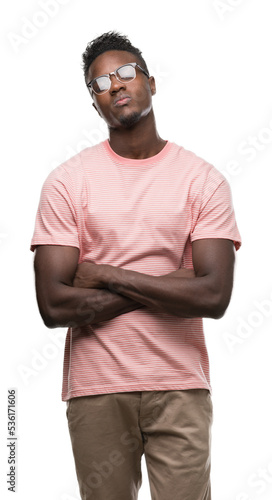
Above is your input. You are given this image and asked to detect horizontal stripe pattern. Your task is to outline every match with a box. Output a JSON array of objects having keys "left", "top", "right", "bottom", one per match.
[{"left": 31, "top": 140, "right": 241, "bottom": 400}]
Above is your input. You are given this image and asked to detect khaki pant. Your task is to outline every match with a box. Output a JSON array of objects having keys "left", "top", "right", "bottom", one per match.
[{"left": 66, "top": 389, "right": 213, "bottom": 500}]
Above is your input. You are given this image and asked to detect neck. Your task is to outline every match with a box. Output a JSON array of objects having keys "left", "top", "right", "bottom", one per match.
[{"left": 108, "top": 109, "right": 167, "bottom": 159}]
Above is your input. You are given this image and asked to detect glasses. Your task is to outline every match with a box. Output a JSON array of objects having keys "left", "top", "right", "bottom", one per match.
[{"left": 87, "top": 62, "right": 150, "bottom": 96}]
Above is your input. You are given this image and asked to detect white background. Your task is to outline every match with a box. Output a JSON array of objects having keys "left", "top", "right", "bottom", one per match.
[{"left": 1, "top": 1, "right": 272, "bottom": 499}]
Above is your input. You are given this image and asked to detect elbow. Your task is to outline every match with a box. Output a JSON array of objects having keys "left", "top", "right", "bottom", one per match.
[
  {"left": 43, "top": 314, "right": 59, "bottom": 329},
  {"left": 208, "top": 292, "right": 231, "bottom": 319},
  {"left": 210, "top": 306, "right": 226, "bottom": 320},
  {"left": 35, "top": 281, "right": 75, "bottom": 328},
  {"left": 41, "top": 309, "right": 59, "bottom": 329},
  {"left": 38, "top": 303, "right": 63, "bottom": 329}
]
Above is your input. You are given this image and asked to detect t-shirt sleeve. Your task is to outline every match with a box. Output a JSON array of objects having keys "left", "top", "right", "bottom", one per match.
[
  {"left": 190, "top": 172, "right": 241, "bottom": 250},
  {"left": 30, "top": 167, "right": 79, "bottom": 252}
]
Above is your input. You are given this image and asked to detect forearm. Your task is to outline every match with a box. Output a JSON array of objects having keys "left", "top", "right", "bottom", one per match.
[
  {"left": 102, "top": 267, "right": 226, "bottom": 319},
  {"left": 71, "top": 238, "right": 234, "bottom": 321},
  {"left": 39, "top": 284, "right": 142, "bottom": 328},
  {"left": 73, "top": 262, "right": 215, "bottom": 319}
]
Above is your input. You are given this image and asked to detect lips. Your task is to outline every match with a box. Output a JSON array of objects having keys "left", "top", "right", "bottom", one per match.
[{"left": 113, "top": 94, "right": 131, "bottom": 107}]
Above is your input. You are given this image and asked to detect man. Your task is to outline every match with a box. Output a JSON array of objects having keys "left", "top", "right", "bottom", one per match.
[{"left": 31, "top": 31, "right": 241, "bottom": 500}]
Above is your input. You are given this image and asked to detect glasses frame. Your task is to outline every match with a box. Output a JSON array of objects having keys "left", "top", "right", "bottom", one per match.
[{"left": 87, "top": 62, "right": 150, "bottom": 96}]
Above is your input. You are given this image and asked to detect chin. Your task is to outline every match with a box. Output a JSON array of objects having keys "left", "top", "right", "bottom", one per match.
[{"left": 119, "top": 111, "right": 142, "bottom": 129}]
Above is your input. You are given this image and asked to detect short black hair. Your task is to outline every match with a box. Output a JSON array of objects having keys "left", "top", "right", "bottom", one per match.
[{"left": 82, "top": 31, "right": 149, "bottom": 83}]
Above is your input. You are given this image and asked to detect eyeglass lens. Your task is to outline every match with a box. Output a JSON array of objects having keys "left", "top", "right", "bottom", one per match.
[{"left": 92, "top": 64, "right": 136, "bottom": 94}]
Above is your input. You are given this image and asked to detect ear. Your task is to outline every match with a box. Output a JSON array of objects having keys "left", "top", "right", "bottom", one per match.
[{"left": 149, "top": 76, "right": 156, "bottom": 96}]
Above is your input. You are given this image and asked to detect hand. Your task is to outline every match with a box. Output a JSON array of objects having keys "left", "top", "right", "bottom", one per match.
[{"left": 73, "top": 261, "right": 110, "bottom": 289}]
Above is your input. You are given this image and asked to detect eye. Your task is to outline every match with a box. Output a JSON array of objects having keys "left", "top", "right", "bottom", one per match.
[
  {"left": 92, "top": 76, "right": 110, "bottom": 94},
  {"left": 116, "top": 64, "right": 136, "bottom": 82}
]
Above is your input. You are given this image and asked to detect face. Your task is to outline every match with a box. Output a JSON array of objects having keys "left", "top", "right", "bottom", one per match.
[{"left": 86, "top": 50, "right": 156, "bottom": 130}]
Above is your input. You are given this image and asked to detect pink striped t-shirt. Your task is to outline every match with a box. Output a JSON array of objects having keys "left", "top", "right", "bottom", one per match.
[{"left": 31, "top": 140, "right": 241, "bottom": 400}]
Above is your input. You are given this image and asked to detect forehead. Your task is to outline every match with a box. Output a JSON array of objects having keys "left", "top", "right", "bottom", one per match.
[{"left": 87, "top": 50, "right": 140, "bottom": 82}]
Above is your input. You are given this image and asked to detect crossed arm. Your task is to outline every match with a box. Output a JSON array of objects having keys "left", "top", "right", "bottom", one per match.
[{"left": 33, "top": 238, "right": 235, "bottom": 328}]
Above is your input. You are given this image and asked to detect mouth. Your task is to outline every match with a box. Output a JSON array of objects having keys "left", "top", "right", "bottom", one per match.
[{"left": 113, "top": 94, "right": 131, "bottom": 107}]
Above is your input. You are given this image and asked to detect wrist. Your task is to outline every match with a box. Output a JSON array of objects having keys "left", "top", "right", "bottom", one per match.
[{"left": 106, "top": 265, "right": 125, "bottom": 294}]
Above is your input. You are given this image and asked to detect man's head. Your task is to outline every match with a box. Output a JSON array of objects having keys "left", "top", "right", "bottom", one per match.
[
  {"left": 82, "top": 31, "right": 149, "bottom": 84},
  {"left": 82, "top": 32, "right": 156, "bottom": 130}
]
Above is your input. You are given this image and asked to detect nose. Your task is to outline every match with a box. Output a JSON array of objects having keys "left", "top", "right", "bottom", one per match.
[{"left": 109, "top": 74, "right": 126, "bottom": 94}]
